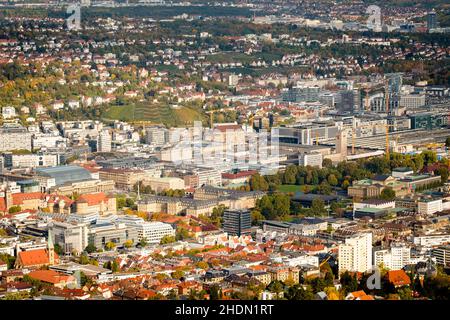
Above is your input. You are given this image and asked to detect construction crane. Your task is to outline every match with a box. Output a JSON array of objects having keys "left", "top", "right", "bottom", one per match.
[
  {"left": 358, "top": 83, "right": 373, "bottom": 112},
  {"left": 385, "top": 124, "right": 390, "bottom": 159},
  {"left": 320, "top": 255, "right": 332, "bottom": 268},
  {"left": 351, "top": 127, "right": 356, "bottom": 155},
  {"left": 206, "top": 110, "right": 214, "bottom": 129},
  {"left": 384, "top": 78, "right": 390, "bottom": 115},
  {"left": 248, "top": 113, "right": 255, "bottom": 128},
  {"left": 319, "top": 250, "right": 335, "bottom": 268}
]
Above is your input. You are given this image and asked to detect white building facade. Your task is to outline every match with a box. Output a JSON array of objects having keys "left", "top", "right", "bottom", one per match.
[
  {"left": 418, "top": 199, "right": 443, "bottom": 215},
  {"left": 116, "top": 216, "right": 175, "bottom": 243},
  {"left": 374, "top": 244, "right": 411, "bottom": 270},
  {"left": 338, "top": 233, "right": 373, "bottom": 274}
]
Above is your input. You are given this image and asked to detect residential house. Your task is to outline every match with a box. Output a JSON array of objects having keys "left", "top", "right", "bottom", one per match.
[{"left": 386, "top": 270, "right": 411, "bottom": 288}]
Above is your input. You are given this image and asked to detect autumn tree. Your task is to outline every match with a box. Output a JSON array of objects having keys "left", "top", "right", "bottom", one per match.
[
  {"left": 123, "top": 240, "right": 134, "bottom": 248},
  {"left": 380, "top": 187, "right": 396, "bottom": 200},
  {"left": 105, "top": 242, "right": 116, "bottom": 251},
  {"left": 160, "top": 235, "right": 176, "bottom": 244}
]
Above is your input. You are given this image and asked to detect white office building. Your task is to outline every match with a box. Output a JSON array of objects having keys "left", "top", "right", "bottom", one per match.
[
  {"left": 400, "top": 94, "right": 426, "bottom": 108},
  {"left": 418, "top": 199, "right": 443, "bottom": 215},
  {"left": 353, "top": 199, "right": 396, "bottom": 213},
  {"left": 280, "top": 255, "right": 320, "bottom": 268},
  {"left": 413, "top": 234, "right": 450, "bottom": 247},
  {"left": 299, "top": 152, "right": 323, "bottom": 168},
  {"left": 338, "top": 233, "right": 373, "bottom": 274},
  {"left": 0, "top": 125, "right": 32, "bottom": 152},
  {"left": 374, "top": 243, "right": 411, "bottom": 270},
  {"left": 4, "top": 153, "right": 59, "bottom": 169},
  {"left": 116, "top": 215, "right": 175, "bottom": 243},
  {"left": 32, "top": 134, "right": 67, "bottom": 149},
  {"left": 195, "top": 167, "right": 222, "bottom": 186},
  {"left": 432, "top": 245, "right": 450, "bottom": 267},
  {"left": 145, "top": 126, "right": 168, "bottom": 146},
  {"left": 50, "top": 221, "right": 89, "bottom": 254},
  {"left": 98, "top": 130, "right": 112, "bottom": 152},
  {"left": 2, "top": 106, "right": 16, "bottom": 119}
]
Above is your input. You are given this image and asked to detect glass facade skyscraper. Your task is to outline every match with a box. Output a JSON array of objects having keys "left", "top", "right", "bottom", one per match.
[
  {"left": 427, "top": 10, "right": 437, "bottom": 30},
  {"left": 223, "top": 210, "right": 252, "bottom": 236}
]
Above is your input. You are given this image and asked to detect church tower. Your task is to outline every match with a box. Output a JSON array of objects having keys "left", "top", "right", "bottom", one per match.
[
  {"left": 5, "top": 189, "right": 13, "bottom": 210},
  {"left": 336, "top": 129, "right": 348, "bottom": 160},
  {"left": 47, "top": 229, "right": 55, "bottom": 265}
]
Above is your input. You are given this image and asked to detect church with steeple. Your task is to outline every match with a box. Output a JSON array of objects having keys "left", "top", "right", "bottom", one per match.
[{"left": 14, "top": 230, "right": 59, "bottom": 269}]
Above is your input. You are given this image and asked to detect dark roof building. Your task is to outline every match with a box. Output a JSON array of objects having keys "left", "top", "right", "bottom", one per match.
[{"left": 291, "top": 193, "right": 342, "bottom": 207}]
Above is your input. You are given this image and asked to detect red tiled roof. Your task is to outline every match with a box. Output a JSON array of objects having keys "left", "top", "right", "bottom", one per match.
[
  {"left": 303, "top": 244, "right": 326, "bottom": 252},
  {"left": 360, "top": 295, "right": 375, "bottom": 300},
  {"left": 186, "top": 225, "right": 202, "bottom": 233},
  {"left": 12, "top": 192, "right": 45, "bottom": 205},
  {"left": 387, "top": 270, "right": 411, "bottom": 287},
  {"left": 137, "top": 288, "right": 157, "bottom": 299},
  {"left": 60, "top": 288, "right": 90, "bottom": 298},
  {"left": 28, "top": 270, "right": 72, "bottom": 285},
  {"left": 177, "top": 281, "right": 200, "bottom": 289},
  {"left": 17, "top": 249, "right": 58, "bottom": 267},
  {"left": 350, "top": 290, "right": 367, "bottom": 298},
  {"left": 5, "top": 281, "right": 33, "bottom": 290},
  {"left": 222, "top": 170, "right": 257, "bottom": 179},
  {"left": 0, "top": 192, "right": 76, "bottom": 212},
  {"left": 159, "top": 216, "right": 184, "bottom": 224},
  {"left": 248, "top": 265, "right": 267, "bottom": 271},
  {"left": 77, "top": 192, "right": 109, "bottom": 206},
  {"left": 348, "top": 290, "right": 375, "bottom": 300},
  {"left": 46, "top": 194, "right": 74, "bottom": 207}
]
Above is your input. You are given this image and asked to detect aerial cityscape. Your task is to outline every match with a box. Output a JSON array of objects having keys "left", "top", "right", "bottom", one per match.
[{"left": 0, "top": 0, "right": 449, "bottom": 302}]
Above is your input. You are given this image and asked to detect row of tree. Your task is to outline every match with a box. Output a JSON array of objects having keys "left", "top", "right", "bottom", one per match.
[{"left": 250, "top": 151, "right": 442, "bottom": 194}]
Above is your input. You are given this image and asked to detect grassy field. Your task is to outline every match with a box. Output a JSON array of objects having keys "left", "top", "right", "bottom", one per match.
[
  {"left": 277, "top": 184, "right": 317, "bottom": 193},
  {"left": 173, "top": 107, "right": 205, "bottom": 125},
  {"left": 104, "top": 105, "right": 136, "bottom": 121},
  {"left": 104, "top": 103, "right": 204, "bottom": 127}
]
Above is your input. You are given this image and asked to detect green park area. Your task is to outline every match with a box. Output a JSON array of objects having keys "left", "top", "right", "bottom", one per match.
[{"left": 277, "top": 184, "right": 317, "bottom": 193}]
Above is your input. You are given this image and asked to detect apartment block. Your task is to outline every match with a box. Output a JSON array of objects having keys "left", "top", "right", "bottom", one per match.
[
  {"left": 338, "top": 233, "right": 373, "bottom": 274},
  {"left": 2, "top": 153, "right": 59, "bottom": 169},
  {"left": 0, "top": 125, "right": 32, "bottom": 152},
  {"left": 374, "top": 244, "right": 411, "bottom": 270},
  {"left": 418, "top": 198, "right": 443, "bottom": 215},
  {"left": 432, "top": 245, "right": 450, "bottom": 267},
  {"left": 116, "top": 215, "right": 175, "bottom": 243},
  {"left": 88, "top": 223, "right": 138, "bottom": 249}
]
